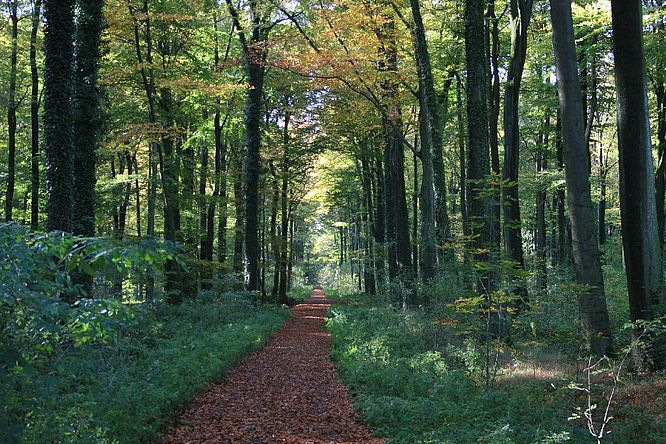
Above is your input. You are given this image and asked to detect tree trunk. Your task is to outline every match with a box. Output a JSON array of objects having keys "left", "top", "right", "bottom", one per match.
[
  {"left": 270, "top": 169, "right": 280, "bottom": 298},
  {"left": 44, "top": 0, "right": 75, "bottom": 232},
  {"left": 611, "top": 0, "right": 664, "bottom": 368},
  {"left": 655, "top": 80, "right": 665, "bottom": 250},
  {"left": 456, "top": 74, "right": 470, "bottom": 237},
  {"left": 30, "top": 0, "right": 41, "bottom": 229},
  {"left": 464, "top": 0, "right": 492, "bottom": 291},
  {"left": 535, "top": 117, "right": 549, "bottom": 291},
  {"left": 502, "top": 0, "right": 533, "bottom": 309},
  {"left": 373, "top": 151, "right": 387, "bottom": 292},
  {"left": 233, "top": 152, "right": 245, "bottom": 275},
  {"left": 409, "top": 0, "right": 451, "bottom": 257},
  {"left": 488, "top": 0, "right": 501, "bottom": 246},
  {"left": 361, "top": 156, "right": 377, "bottom": 294},
  {"left": 72, "top": 0, "right": 103, "bottom": 237},
  {"left": 412, "top": 144, "right": 419, "bottom": 277},
  {"left": 550, "top": 0, "right": 612, "bottom": 356},
  {"left": 5, "top": 1, "right": 18, "bottom": 222},
  {"left": 598, "top": 144, "right": 607, "bottom": 246}
]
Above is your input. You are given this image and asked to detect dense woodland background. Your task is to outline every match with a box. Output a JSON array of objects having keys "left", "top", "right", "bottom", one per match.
[{"left": 1, "top": 0, "right": 665, "bottom": 442}]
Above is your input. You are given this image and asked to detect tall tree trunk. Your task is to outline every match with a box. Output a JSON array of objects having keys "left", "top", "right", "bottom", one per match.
[
  {"left": 598, "top": 144, "right": 607, "bottom": 246},
  {"left": 412, "top": 144, "right": 419, "bottom": 277},
  {"left": 464, "top": 0, "right": 492, "bottom": 292},
  {"left": 655, "top": 80, "right": 665, "bottom": 250},
  {"left": 488, "top": 0, "right": 501, "bottom": 246},
  {"left": 199, "top": 140, "right": 210, "bottom": 261},
  {"left": 5, "top": 1, "right": 18, "bottom": 221},
  {"left": 277, "top": 110, "right": 290, "bottom": 304},
  {"left": 456, "top": 74, "right": 469, "bottom": 237},
  {"left": 287, "top": 216, "right": 294, "bottom": 292},
  {"left": 72, "top": 0, "right": 104, "bottom": 237},
  {"left": 373, "top": 151, "right": 386, "bottom": 291},
  {"left": 43, "top": 0, "right": 75, "bottom": 232},
  {"left": 409, "top": 0, "right": 451, "bottom": 259},
  {"left": 158, "top": 88, "right": 183, "bottom": 304},
  {"left": 502, "top": 0, "right": 533, "bottom": 309},
  {"left": 553, "top": 110, "right": 566, "bottom": 265},
  {"left": 30, "top": 0, "right": 42, "bottom": 229},
  {"left": 361, "top": 155, "right": 377, "bottom": 294},
  {"left": 550, "top": 0, "right": 612, "bottom": 356},
  {"left": 535, "top": 117, "right": 549, "bottom": 291},
  {"left": 134, "top": 153, "right": 141, "bottom": 237},
  {"left": 611, "top": 0, "right": 664, "bottom": 368},
  {"left": 270, "top": 170, "right": 280, "bottom": 298},
  {"left": 233, "top": 152, "right": 244, "bottom": 275},
  {"left": 225, "top": 0, "right": 267, "bottom": 292}
]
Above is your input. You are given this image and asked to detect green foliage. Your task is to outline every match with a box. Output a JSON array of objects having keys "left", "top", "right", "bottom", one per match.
[
  {"left": 2, "top": 291, "right": 289, "bottom": 443},
  {"left": 326, "top": 300, "right": 576, "bottom": 443},
  {"left": 0, "top": 223, "right": 288, "bottom": 443}
]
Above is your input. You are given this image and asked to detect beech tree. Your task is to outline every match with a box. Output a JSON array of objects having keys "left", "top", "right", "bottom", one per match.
[
  {"left": 610, "top": 0, "right": 664, "bottom": 367},
  {"left": 550, "top": 0, "right": 612, "bottom": 356}
]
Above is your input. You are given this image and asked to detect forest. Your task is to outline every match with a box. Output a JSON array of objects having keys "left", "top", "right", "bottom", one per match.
[{"left": 1, "top": 0, "right": 665, "bottom": 442}]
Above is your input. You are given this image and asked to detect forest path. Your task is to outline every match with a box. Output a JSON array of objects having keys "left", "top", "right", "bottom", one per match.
[{"left": 161, "top": 288, "right": 382, "bottom": 444}]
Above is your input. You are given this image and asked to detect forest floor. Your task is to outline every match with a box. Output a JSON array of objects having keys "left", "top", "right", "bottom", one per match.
[{"left": 161, "top": 288, "right": 383, "bottom": 444}]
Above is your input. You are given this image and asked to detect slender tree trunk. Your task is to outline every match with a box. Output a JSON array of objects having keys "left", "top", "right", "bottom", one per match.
[
  {"left": 287, "top": 216, "right": 294, "bottom": 291},
  {"left": 456, "top": 74, "right": 469, "bottom": 237},
  {"left": 412, "top": 144, "right": 419, "bottom": 277},
  {"left": 210, "top": 123, "right": 223, "bottom": 264},
  {"left": 502, "top": 0, "right": 533, "bottom": 309},
  {"left": 611, "top": 0, "right": 664, "bottom": 368},
  {"left": 598, "top": 144, "right": 607, "bottom": 246},
  {"left": 44, "top": 0, "right": 75, "bottom": 232},
  {"left": 361, "top": 156, "right": 377, "bottom": 294},
  {"left": 199, "top": 141, "right": 210, "bottom": 262},
  {"left": 5, "top": 1, "right": 18, "bottom": 222},
  {"left": 30, "top": 0, "right": 42, "bottom": 229},
  {"left": 655, "top": 80, "right": 665, "bottom": 249},
  {"left": 554, "top": 110, "right": 566, "bottom": 265},
  {"left": 488, "top": 0, "right": 501, "bottom": 246},
  {"left": 373, "top": 152, "right": 386, "bottom": 291},
  {"left": 134, "top": 154, "right": 141, "bottom": 237},
  {"left": 409, "top": 0, "right": 450, "bottom": 258},
  {"left": 277, "top": 109, "right": 291, "bottom": 303},
  {"left": 536, "top": 117, "right": 549, "bottom": 291},
  {"left": 550, "top": 0, "right": 612, "bottom": 356},
  {"left": 233, "top": 152, "right": 244, "bottom": 275},
  {"left": 270, "top": 170, "right": 280, "bottom": 298}
]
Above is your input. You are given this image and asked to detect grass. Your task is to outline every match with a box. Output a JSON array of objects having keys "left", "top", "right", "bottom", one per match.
[
  {"left": 12, "top": 293, "right": 290, "bottom": 444},
  {"left": 326, "top": 293, "right": 666, "bottom": 444}
]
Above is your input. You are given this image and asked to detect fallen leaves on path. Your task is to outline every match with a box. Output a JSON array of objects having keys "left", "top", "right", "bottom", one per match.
[{"left": 161, "top": 288, "right": 383, "bottom": 444}]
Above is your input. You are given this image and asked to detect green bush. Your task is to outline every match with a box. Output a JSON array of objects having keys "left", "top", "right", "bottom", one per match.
[
  {"left": 4, "top": 294, "right": 289, "bottom": 443},
  {"left": 327, "top": 303, "right": 577, "bottom": 444}
]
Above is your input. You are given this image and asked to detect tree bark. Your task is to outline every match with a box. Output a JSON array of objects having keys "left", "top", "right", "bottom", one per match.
[
  {"left": 5, "top": 1, "right": 18, "bottom": 222},
  {"left": 655, "top": 80, "right": 665, "bottom": 250},
  {"left": 611, "top": 0, "right": 664, "bottom": 367},
  {"left": 550, "top": 0, "right": 612, "bottom": 356},
  {"left": 464, "top": 0, "right": 493, "bottom": 293},
  {"left": 456, "top": 74, "right": 469, "bottom": 237},
  {"left": 409, "top": 0, "right": 451, "bottom": 259},
  {"left": 535, "top": 117, "right": 549, "bottom": 291},
  {"left": 232, "top": 151, "right": 244, "bottom": 275},
  {"left": 44, "top": 0, "right": 75, "bottom": 232},
  {"left": 30, "top": 0, "right": 42, "bottom": 229},
  {"left": 502, "top": 0, "right": 533, "bottom": 309},
  {"left": 72, "top": 0, "right": 104, "bottom": 237}
]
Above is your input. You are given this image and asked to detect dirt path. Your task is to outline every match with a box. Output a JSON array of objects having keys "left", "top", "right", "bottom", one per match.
[{"left": 161, "top": 288, "right": 382, "bottom": 444}]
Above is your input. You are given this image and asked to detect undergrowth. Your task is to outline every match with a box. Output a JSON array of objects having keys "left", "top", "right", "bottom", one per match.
[
  {"left": 5, "top": 293, "right": 289, "bottom": 443},
  {"left": 327, "top": 294, "right": 665, "bottom": 443}
]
